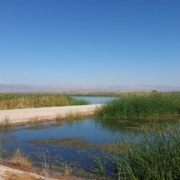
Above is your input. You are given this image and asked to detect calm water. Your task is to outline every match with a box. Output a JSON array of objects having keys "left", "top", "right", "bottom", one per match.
[
  {"left": 0, "top": 118, "right": 140, "bottom": 178},
  {"left": 72, "top": 96, "right": 118, "bottom": 104},
  {"left": 1, "top": 118, "right": 126, "bottom": 144}
]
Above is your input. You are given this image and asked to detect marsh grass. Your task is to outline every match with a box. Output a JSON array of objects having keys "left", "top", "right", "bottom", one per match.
[
  {"left": 95, "top": 117, "right": 180, "bottom": 134},
  {"left": 10, "top": 149, "right": 32, "bottom": 168},
  {"left": 0, "top": 117, "right": 11, "bottom": 127},
  {"left": 25, "top": 137, "right": 94, "bottom": 149},
  {"left": 65, "top": 163, "right": 73, "bottom": 176},
  {"left": 66, "top": 112, "right": 74, "bottom": 121},
  {"left": 56, "top": 112, "right": 86, "bottom": 122},
  {"left": 94, "top": 123, "right": 180, "bottom": 180},
  {"left": 29, "top": 117, "right": 39, "bottom": 124},
  {"left": 123, "top": 125, "right": 180, "bottom": 180},
  {"left": 95, "top": 92, "right": 180, "bottom": 120},
  {"left": 75, "top": 112, "right": 83, "bottom": 120},
  {"left": 42, "top": 150, "right": 50, "bottom": 179},
  {"left": 93, "top": 155, "right": 104, "bottom": 173},
  {"left": 0, "top": 93, "right": 89, "bottom": 110}
]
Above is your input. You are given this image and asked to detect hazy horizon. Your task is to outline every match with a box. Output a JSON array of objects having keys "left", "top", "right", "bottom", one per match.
[{"left": 0, "top": 83, "right": 180, "bottom": 93}]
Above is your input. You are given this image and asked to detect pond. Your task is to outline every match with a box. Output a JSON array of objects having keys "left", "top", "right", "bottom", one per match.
[
  {"left": 0, "top": 118, "right": 143, "bottom": 179},
  {"left": 2, "top": 118, "right": 178, "bottom": 179}
]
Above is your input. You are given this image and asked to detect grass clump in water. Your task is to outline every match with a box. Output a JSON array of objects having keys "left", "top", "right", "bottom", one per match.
[
  {"left": 122, "top": 124, "right": 180, "bottom": 180},
  {"left": 95, "top": 122, "right": 180, "bottom": 180},
  {"left": 10, "top": 149, "right": 32, "bottom": 168},
  {"left": 95, "top": 92, "right": 180, "bottom": 119}
]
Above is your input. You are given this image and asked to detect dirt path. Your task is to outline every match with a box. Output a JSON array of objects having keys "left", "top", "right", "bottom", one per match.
[
  {"left": 0, "top": 104, "right": 101, "bottom": 125},
  {"left": 0, "top": 165, "right": 51, "bottom": 180},
  {"left": 0, "top": 164, "right": 85, "bottom": 180}
]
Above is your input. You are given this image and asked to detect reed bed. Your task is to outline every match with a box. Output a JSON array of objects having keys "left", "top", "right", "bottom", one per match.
[
  {"left": 95, "top": 92, "right": 180, "bottom": 119},
  {"left": 0, "top": 93, "right": 88, "bottom": 110},
  {"left": 94, "top": 122, "right": 180, "bottom": 180},
  {"left": 122, "top": 125, "right": 180, "bottom": 180}
]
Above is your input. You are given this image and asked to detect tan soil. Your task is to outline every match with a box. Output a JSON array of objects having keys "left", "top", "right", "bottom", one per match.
[
  {"left": 0, "top": 105, "right": 101, "bottom": 125},
  {"left": 0, "top": 161, "right": 86, "bottom": 180}
]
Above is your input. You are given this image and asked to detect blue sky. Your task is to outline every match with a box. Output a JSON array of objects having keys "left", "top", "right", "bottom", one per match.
[{"left": 0, "top": 0, "right": 180, "bottom": 86}]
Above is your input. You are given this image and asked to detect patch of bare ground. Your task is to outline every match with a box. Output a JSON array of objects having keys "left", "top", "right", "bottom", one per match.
[
  {"left": 3, "top": 170, "right": 43, "bottom": 180},
  {"left": 0, "top": 161, "right": 86, "bottom": 180}
]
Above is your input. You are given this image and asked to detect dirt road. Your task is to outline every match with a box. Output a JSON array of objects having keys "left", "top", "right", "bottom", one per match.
[{"left": 0, "top": 104, "right": 101, "bottom": 125}]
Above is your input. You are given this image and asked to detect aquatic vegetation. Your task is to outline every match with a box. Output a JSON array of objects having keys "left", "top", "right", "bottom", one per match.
[
  {"left": 66, "top": 112, "right": 74, "bottom": 121},
  {"left": 95, "top": 117, "right": 180, "bottom": 133},
  {"left": 123, "top": 125, "right": 180, "bottom": 179},
  {"left": 29, "top": 117, "right": 39, "bottom": 124},
  {"left": 25, "top": 137, "right": 132, "bottom": 153},
  {"left": 95, "top": 92, "right": 180, "bottom": 119},
  {"left": 94, "top": 123, "right": 180, "bottom": 179},
  {"left": 98, "top": 141, "right": 132, "bottom": 154},
  {"left": 0, "top": 93, "right": 89, "bottom": 110},
  {"left": 93, "top": 155, "right": 104, "bottom": 173},
  {"left": 2, "top": 111, "right": 180, "bottom": 179},
  {"left": 25, "top": 137, "right": 95, "bottom": 149},
  {"left": 56, "top": 112, "right": 89, "bottom": 122},
  {"left": 10, "top": 149, "right": 32, "bottom": 168}
]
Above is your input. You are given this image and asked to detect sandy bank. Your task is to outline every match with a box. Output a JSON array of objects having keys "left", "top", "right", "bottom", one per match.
[
  {"left": 0, "top": 163, "right": 85, "bottom": 180},
  {"left": 0, "top": 164, "right": 57, "bottom": 180},
  {"left": 0, "top": 104, "right": 101, "bottom": 125}
]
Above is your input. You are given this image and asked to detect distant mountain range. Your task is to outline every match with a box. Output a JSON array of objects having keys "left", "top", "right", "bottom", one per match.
[{"left": 0, "top": 84, "right": 180, "bottom": 93}]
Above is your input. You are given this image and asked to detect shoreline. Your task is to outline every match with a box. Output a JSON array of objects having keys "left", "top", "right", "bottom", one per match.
[
  {"left": 0, "top": 104, "right": 101, "bottom": 126},
  {"left": 0, "top": 105, "right": 101, "bottom": 179},
  {"left": 0, "top": 161, "right": 85, "bottom": 180}
]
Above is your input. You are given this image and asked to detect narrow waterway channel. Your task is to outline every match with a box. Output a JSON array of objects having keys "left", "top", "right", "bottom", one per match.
[
  {"left": 72, "top": 96, "right": 118, "bottom": 104},
  {"left": 1, "top": 96, "right": 133, "bottom": 179}
]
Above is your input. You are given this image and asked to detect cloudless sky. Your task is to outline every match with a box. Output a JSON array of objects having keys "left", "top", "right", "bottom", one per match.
[{"left": 0, "top": 0, "right": 180, "bottom": 86}]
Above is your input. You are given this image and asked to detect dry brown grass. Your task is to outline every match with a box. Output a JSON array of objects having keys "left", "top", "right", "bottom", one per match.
[
  {"left": 29, "top": 117, "right": 39, "bottom": 124},
  {"left": 0, "top": 93, "right": 88, "bottom": 110},
  {"left": 10, "top": 149, "right": 32, "bottom": 168},
  {"left": 56, "top": 112, "right": 92, "bottom": 121},
  {"left": 4, "top": 170, "right": 42, "bottom": 180},
  {"left": 0, "top": 117, "right": 11, "bottom": 127}
]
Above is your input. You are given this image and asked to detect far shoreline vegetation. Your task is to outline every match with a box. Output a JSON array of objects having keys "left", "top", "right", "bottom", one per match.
[
  {"left": 0, "top": 91, "right": 180, "bottom": 109},
  {"left": 0, "top": 93, "right": 89, "bottom": 110}
]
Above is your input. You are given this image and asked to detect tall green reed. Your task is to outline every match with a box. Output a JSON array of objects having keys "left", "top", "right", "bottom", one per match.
[
  {"left": 94, "top": 122, "right": 180, "bottom": 180},
  {"left": 95, "top": 92, "right": 180, "bottom": 119},
  {"left": 122, "top": 124, "right": 180, "bottom": 180}
]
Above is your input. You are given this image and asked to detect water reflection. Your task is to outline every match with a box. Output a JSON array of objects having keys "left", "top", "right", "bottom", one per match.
[
  {"left": 0, "top": 118, "right": 129, "bottom": 176},
  {"left": 1, "top": 117, "right": 179, "bottom": 179}
]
